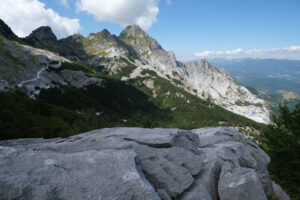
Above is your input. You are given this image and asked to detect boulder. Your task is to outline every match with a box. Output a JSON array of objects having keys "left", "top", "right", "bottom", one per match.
[
  {"left": 0, "top": 127, "right": 290, "bottom": 200},
  {"left": 218, "top": 163, "right": 267, "bottom": 200}
]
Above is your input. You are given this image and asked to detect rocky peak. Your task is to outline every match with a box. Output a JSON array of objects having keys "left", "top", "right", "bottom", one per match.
[
  {"left": 0, "top": 19, "right": 18, "bottom": 40},
  {"left": 86, "top": 29, "right": 126, "bottom": 47},
  {"left": 99, "top": 29, "right": 111, "bottom": 36},
  {"left": 25, "top": 26, "right": 57, "bottom": 42},
  {"left": 119, "top": 24, "right": 162, "bottom": 53},
  {"left": 88, "top": 29, "right": 112, "bottom": 40},
  {"left": 58, "top": 34, "right": 84, "bottom": 48},
  {"left": 66, "top": 34, "right": 84, "bottom": 40},
  {"left": 24, "top": 26, "right": 60, "bottom": 52},
  {"left": 120, "top": 24, "right": 144, "bottom": 38},
  {"left": 186, "top": 59, "right": 233, "bottom": 79}
]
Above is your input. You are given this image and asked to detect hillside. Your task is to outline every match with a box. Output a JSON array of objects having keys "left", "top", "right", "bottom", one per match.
[{"left": 0, "top": 19, "right": 267, "bottom": 140}]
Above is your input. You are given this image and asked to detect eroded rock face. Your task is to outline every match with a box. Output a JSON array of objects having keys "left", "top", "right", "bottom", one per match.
[
  {"left": 0, "top": 127, "right": 289, "bottom": 200},
  {"left": 24, "top": 26, "right": 60, "bottom": 52}
]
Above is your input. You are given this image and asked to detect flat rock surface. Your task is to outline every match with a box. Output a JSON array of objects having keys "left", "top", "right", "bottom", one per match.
[{"left": 0, "top": 127, "right": 289, "bottom": 200}]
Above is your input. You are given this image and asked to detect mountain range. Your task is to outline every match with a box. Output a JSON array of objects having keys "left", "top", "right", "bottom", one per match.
[
  {"left": 0, "top": 19, "right": 272, "bottom": 139},
  {"left": 209, "top": 58, "right": 300, "bottom": 112},
  {"left": 209, "top": 58, "right": 300, "bottom": 95}
]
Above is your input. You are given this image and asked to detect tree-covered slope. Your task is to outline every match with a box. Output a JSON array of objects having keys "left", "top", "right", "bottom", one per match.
[{"left": 0, "top": 61, "right": 264, "bottom": 140}]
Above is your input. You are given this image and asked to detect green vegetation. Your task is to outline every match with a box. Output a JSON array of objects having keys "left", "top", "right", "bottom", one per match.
[
  {"left": 125, "top": 50, "right": 139, "bottom": 62},
  {"left": 129, "top": 69, "right": 264, "bottom": 130},
  {"left": 95, "top": 51, "right": 109, "bottom": 57},
  {"left": 260, "top": 103, "right": 300, "bottom": 199},
  {"left": 172, "top": 78, "right": 183, "bottom": 86},
  {"left": 141, "top": 50, "right": 150, "bottom": 59},
  {"left": 0, "top": 90, "right": 75, "bottom": 140},
  {"left": 111, "top": 57, "right": 137, "bottom": 79},
  {"left": 48, "top": 62, "right": 91, "bottom": 73},
  {"left": 0, "top": 89, "right": 142, "bottom": 140},
  {"left": 120, "top": 28, "right": 152, "bottom": 48},
  {"left": 0, "top": 61, "right": 265, "bottom": 140},
  {"left": 235, "top": 100, "right": 252, "bottom": 106},
  {"left": 38, "top": 80, "right": 166, "bottom": 128}
]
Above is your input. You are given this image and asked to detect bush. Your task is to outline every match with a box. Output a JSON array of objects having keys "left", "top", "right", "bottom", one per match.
[{"left": 260, "top": 103, "right": 300, "bottom": 199}]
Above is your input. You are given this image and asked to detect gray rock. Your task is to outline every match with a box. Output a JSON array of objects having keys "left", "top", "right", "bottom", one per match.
[
  {"left": 157, "top": 188, "right": 171, "bottom": 200},
  {"left": 0, "top": 127, "right": 290, "bottom": 200},
  {"left": 60, "top": 69, "right": 103, "bottom": 88},
  {"left": 272, "top": 181, "right": 290, "bottom": 200},
  {"left": 180, "top": 158, "right": 223, "bottom": 200},
  {"left": 218, "top": 166, "right": 267, "bottom": 200},
  {"left": 23, "top": 26, "right": 62, "bottom": 53},
  {"left": 171, "top": 130, "right": 200, "bottom": 154},
  {"left": 0, "top": 149, "right": 159, "bottom": 200}
]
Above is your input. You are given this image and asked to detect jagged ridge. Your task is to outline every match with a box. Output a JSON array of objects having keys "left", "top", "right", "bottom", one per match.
[{"left": 0, "top": 19, "right": 270, "bottom": 123}]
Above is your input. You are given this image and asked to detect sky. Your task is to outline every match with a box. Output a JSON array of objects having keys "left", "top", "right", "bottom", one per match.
[{"left": 0, "top": 0, "right": 300, "bottom": 61}]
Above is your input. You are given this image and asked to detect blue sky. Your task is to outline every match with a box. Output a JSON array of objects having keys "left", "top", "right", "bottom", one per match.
[{"left": 1, "top": 0, "right": 300, "bottom": 60}]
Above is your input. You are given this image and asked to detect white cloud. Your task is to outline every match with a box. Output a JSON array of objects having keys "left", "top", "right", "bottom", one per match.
[
  {"left": 0, "top": 0, "right": 81, "bottom": 39},
  {"left": 194, "top": 46, "right": 300, "bottom": 60},
  {"left": 166, "top": 0, "right": 172, "bottom": 5},
  {"left": 76, "top": 0, "right": 159, "bottom": 30}
]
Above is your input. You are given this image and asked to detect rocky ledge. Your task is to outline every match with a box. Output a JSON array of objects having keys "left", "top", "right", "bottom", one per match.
[{"left": 0, "top": 127, "right": 289, "bottom": 200}]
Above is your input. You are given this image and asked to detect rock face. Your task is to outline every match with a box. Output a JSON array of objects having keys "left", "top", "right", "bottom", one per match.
[
  {"left": 24, "top": 26, "right": 63, "bottom": 54},
  {"left": 0, "top": 127, "right": 289, "bottom": 200},
  {"left": 0, "top": 19, "right": 18, "bottom": 40},
  {"left": 0, "top": 34, "right": 103, "bottom": 97},
  {"left": 119, "top": 25, "right": 270, "bottom": 123},
  {"left": 24, "top": 26, "right": 57, "bottom": 46},
  {"left": 119, "top": 24, "right": 183, "bottom": 75},
  {"left": 184, "top": 60, "right": 270, "bottom": 123}
]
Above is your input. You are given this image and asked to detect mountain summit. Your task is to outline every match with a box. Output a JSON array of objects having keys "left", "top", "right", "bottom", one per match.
[
  {"left": 24, "top": 26, "right": 63, "bottom": 53},
  {"left": 119, "top": 25, "right": 270, "bottom": 123},
  {"left": 119, "top": 24, "right": 163, "bottom": 52},
  {"left": 25, "top": 26, "right": 57, "bottom": 45}
]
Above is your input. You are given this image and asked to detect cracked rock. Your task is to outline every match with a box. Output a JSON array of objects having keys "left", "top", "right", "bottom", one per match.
[{"left": 0, "top": 127, "right": 290, "bottom": 200}]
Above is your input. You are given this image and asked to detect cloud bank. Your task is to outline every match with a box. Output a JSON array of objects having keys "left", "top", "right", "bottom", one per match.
[
  {"left": 76, "top": 0, "right": 159, "bottom": 30},
  {"left": 0, "top": 0, "right": 81, "bottom": 39},
  {"left": 195, "top": 46, "right": 300, "bottom": 60}
]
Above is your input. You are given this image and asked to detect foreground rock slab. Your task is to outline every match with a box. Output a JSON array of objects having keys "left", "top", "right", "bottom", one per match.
[{"left": 0, "top": 127, "right": 289, "bottom": 200}]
